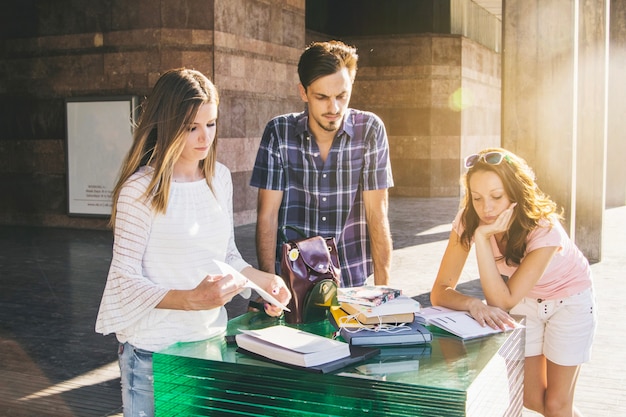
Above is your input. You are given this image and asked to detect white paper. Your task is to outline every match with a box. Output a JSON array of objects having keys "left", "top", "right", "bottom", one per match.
[
  {"left": 213, "top": 260, "right": 290, "bottom": 312},
  {"left": 417, "top": 305, "right": 457, "bottom": 319}
]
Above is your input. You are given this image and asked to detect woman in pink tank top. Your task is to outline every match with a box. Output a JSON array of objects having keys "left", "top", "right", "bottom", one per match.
[{"left": 431, "top": 148, "right": 596, "bottom": 417}]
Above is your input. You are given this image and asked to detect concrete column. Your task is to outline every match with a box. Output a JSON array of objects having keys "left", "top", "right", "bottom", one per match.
[
  {"left": 607, "top": 0, "right": 626, "bottom": 207},
  {"left": 502, "top": 0, "right": 609, "bottom": 262},
  {"left": 574, "top": 0, "right": 609, "bottom": 262}
]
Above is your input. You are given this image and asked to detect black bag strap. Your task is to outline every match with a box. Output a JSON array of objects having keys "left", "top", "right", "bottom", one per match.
[{"left": 279, "top": 225, "right": 308, "bottom": 243}]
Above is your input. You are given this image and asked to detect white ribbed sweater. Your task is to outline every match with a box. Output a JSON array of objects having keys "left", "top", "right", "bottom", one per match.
[{"left": 95, "top": 164, "right": 250, "bottom": 351}]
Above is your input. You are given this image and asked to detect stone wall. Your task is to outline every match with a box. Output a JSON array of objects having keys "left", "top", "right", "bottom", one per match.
[
  {"left": 340, "top": 34, "right": 501, "bottom": 197},
  {"left": 213, "top": 0, "right": 304, "bottom": 225},
  {"left": 0, "top": 0, "right": 305, "bottom": 229},
  {"left": 214, "top": 0, "right": 305, "bottom": 224},
  {"left": 1, "top": 0, "right": 503, "bottom": 229}
]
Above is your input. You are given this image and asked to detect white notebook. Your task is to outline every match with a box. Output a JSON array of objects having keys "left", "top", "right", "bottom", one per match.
[{"left": 235, "top": 325, "right": 350, "bottom": 368}]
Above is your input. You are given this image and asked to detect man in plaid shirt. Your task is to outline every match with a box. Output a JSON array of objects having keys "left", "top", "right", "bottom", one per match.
[{"left": 250, "top": 40, "right": 394, "bottom": 287}]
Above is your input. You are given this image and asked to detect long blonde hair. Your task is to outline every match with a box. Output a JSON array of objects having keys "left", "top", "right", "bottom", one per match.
[{"left": 110, "top": 68, "right": 219, "bottom": 228}]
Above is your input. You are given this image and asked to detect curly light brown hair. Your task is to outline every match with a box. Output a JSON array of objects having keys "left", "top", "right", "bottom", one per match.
[{"left": 459, "top": 148, "right": 562, "bottom": 266}]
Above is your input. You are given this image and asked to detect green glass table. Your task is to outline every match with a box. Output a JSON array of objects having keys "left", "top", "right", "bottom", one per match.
[{"left": 153, "top": 312, "right": 524, "bottom": 416}]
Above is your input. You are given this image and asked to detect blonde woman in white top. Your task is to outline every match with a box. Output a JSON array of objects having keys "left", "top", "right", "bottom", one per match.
[{"left": 96, "top": 68, "right": 291, "bottom": 417}]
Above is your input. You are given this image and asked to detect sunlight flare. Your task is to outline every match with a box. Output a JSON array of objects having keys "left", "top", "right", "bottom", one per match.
[{"left": 18, "top": 361, "right": 119, "bottom": 401}]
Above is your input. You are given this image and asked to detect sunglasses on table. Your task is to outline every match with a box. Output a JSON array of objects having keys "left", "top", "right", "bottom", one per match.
[{"left": 464, "top": 151, "right": 509, "bottom": 169}]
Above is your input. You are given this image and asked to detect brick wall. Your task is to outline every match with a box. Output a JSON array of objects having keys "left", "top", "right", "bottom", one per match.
[
  {"left": 0, "top": 0, "right": 305, "bottom": 229},
  {"left": 336, "top": 34, "right": 501, "bottom": 197},
  {"left": 0, "top": 0, "right": 501, "bottom": 229},
  {"left": 212, "top": 0, "right": 305, "bottom": 224}
]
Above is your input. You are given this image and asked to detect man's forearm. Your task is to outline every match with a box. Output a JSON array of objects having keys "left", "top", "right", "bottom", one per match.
[
  {"left": 370, "top": 220, "right": 392, "bottom": 285},
  {"left": 256, "top": 220, "right": 278, "bottom": 274},
  {"left": 255, "top": 188, "right": 284, "bottom": 275},
  {"left": 364, "top": 189, "right": 393, "bottom": 285}
]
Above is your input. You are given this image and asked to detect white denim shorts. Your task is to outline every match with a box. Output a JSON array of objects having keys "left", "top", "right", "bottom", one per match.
[{"left": 510, "top": 287, "right": 596, "bottom": 366}]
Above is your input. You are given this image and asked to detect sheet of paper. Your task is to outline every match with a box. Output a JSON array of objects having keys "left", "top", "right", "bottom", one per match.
[
  {"left": 213, "top": 260, "right": 290, "bottom": 312},
  {"left": 417, "top": 305, "right": 456, "bottom": 319}
]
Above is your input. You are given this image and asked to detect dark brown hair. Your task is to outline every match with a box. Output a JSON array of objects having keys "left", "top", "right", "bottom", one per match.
[{"left": 297, "top": 40, "right": 358, "bottom": 90}]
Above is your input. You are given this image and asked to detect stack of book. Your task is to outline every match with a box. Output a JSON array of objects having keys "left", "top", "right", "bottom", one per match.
[
  {"left": 334, "top": 286, "right": 421, "bottom": 325},
  {"left": 333, "top": 286, "right": 431, "bottom": 346},
  {"left": 338, "top": 295, "right": 420, "bottom": 325}
]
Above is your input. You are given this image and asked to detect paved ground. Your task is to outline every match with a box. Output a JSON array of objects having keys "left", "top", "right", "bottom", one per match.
[{"left": 0, "top": 196, "right": 624, "bottom": 416}]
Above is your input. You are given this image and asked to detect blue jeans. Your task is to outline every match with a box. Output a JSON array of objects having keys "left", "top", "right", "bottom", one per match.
[{"left": 118, "top": 342, "right": 154, "bottom": 417}]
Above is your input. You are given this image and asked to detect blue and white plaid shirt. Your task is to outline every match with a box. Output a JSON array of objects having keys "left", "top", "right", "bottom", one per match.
[{"left": 250, "top": 108, "right": 393, "bottom": 287}]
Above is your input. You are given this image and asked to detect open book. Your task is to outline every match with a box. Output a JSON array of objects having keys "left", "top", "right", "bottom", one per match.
[
  {"left": 417, "top": 306, "right": 523, "bottom": 340},
  {"left": 235, "top": 325, "right": 350, "bottom": 368}
]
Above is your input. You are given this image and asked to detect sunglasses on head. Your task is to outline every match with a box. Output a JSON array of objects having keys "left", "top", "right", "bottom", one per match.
[{"left": 464, "top": 151, "right": 508, "bottom": 169}]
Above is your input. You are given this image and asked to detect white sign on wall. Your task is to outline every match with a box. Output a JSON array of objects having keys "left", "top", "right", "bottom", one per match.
[{"left": 65, "top": 97, "right": 137, "bottom": 216}]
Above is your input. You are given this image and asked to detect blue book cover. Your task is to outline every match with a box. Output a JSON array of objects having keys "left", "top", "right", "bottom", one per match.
[{"left": 340, "top": 321, "right": 432, "bottom": 346}]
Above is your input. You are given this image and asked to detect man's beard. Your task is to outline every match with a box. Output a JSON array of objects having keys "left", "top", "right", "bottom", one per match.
[{"left": 315, "top": 114, "right": 341, "bottom": 132}]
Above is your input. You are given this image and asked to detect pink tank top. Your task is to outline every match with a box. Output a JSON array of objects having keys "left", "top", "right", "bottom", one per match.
[{"left": 452, "top": 209, "right": 592, "bottom": 300}]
